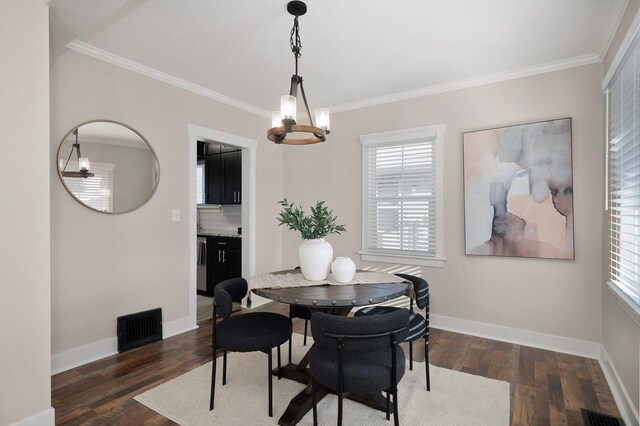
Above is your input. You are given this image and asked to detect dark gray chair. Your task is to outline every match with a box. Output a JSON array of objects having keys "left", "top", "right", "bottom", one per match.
[
  {"left": 288, "top": 305, "right": 312, "bottom": 362},
  {"left": 354, "top": 273, "right": 430, "bottom": 390},
  {"left": 210, "top": 278, "right": 292, "bottom": 417},
  {"left": 309, "top": 309, "right": 410, "bottom": 426}
]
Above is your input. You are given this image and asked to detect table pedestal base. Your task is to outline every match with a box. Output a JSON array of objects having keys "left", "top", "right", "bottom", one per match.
[{"left": 273, "top": 364, "right": 388, "bottom": 426}]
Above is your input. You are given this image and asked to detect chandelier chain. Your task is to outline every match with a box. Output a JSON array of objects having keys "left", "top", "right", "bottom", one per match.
[{"left": 289, "top": 16, "right": 302, "bottom": 60}]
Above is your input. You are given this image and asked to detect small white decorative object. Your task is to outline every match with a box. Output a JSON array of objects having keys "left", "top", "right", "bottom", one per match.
[
  {"left": 331, "top": 257, "right": 356, "bottom": 283},
  {"left": 298, "top": 238, "right": 333, "bottom": 280}
]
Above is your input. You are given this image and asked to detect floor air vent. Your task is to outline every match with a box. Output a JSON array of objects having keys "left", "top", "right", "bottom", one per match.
[
  {"left": 117, "top": 308, "right": 162, "bottom": 353},
  {"left": 581, "top": 408, "right": 625, "bottom": 426}
]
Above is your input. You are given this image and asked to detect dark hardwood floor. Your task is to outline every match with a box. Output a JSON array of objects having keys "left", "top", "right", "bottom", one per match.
[{"left": 51, "top": 301, "right": 621, "bottom": 425}]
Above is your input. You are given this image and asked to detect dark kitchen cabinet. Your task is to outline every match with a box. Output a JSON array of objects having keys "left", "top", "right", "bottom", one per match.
[
  {"left": 207, "top": 236, "right": 242, "bottom": 293},
  {"left": 205, "top": 154, "right": 221, "bottom": 205},
  {"left": 220, "top": 151, "right": 241, "bottom": 204},
  {"left": 197, "top": 141, "right": 207, "bottom": 158},
  {"left": 205, "top": 150, "right": 241, "bottom": 205}
]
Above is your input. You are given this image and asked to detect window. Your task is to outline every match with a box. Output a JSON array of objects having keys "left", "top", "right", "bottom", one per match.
[
  {"left": 360, "top": 124, "right": 446, "bottom": 267},
  {"left": 607, "top": 32, "right": 640, "bottom": 316},
  {"left": 196, "top": 160, "right": 205, "bottom": 204},
  {"left": 61, "top": 160, "right": 115, "bottom": 212}
]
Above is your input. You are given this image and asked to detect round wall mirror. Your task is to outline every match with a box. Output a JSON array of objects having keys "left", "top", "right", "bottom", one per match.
[{"left": 56, "top": 120, "right": 160, "bottom": 214}]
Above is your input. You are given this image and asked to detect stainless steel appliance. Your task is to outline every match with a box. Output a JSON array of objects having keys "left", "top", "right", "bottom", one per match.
[{"left": 197, "top": 237, "right": 207, "bottom": 292}]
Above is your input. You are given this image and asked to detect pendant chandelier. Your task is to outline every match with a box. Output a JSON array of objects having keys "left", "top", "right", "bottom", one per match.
[
  {"left": 267, "top": 1, "right": 330, "bottom": 145},
  {"left": 61, "top": 128, "right": 94, "bottom": 178}
]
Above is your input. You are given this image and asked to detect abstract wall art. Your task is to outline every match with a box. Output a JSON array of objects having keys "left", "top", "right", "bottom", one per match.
[{"left": 463, "top": 118, "right": 574, "bottom": 259}]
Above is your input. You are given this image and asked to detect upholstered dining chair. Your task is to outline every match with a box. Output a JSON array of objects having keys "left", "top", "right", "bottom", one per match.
[
  {"left": 210, "top": 277, "right": 292, "bottom": 417},
  {"left": 354, "top": 273, "right": 430, "bottom": 390},
  {"left": 309, "top": 309, "right": 410, "bottom": 426}
]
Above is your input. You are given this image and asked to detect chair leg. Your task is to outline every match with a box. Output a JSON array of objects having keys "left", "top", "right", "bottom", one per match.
[
  {"left": 312, "top": 376, "right": 318, "bottom": 426},
  {"left": 386, "top": 391, "right": 390, "bottom": 420},
  {"left": 209, "top": 348, "right": 216, "bottom": 410},
  {"left": 392, "top": 389, "right": 400, "bottom": 426},
  {"left": 222, "top": 350, "right": 227, "bottom": 385},
  {"left": 303, "top": 320, "right": 308, "bottom": 346},
  {"left": 425, "top": 337, "right": 430, "bottom": 391},
  {"left": 409, "top": 340, "right": 413, "bottom": 371},
  {"left": 288, "top": 335, "right": 292, "bottom": 364},
  {"left": 277, "top": 345, "right": 282, "bottom": 379},
  {"left": 338, "top": 387, "right": 343, "bottom": 426},
  {"left": 268, "top": 346, "right": 273, "bottom": 417}
]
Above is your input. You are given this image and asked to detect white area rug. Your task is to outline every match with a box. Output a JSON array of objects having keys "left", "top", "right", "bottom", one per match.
[{"left": 135, "top": 334, "right": 509, "bottom": 425}]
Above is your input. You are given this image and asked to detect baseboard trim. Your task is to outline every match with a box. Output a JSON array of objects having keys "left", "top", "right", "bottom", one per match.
[
  {"left": 51, "top": 316, "right": 198, "bottom": 375},
  {"left": 599, "top": 345, "right": 640, "bottom": 426},
  {"left": 431, "top": 314, "right": 601, "bottom": 359},
  {"left": 51, "top": 336, "right": 117, "bottom": 375},
  {"left": 9, "top": 406, "right": 55, "bottom": 426},
  {"left": 163, "top": 316, "right": 198, "bottom": 339}
]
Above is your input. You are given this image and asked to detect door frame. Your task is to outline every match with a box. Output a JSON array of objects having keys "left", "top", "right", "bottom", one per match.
[{"left": 187, "top": 124, "right": 257, "bottom": 327}]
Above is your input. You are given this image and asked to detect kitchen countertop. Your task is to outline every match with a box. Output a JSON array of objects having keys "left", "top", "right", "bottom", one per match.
[{"left": 197, "top": 232, "right": 241, "bottom": 238}]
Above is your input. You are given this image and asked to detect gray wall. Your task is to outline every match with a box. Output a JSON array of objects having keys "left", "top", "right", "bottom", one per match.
[
  {"left": 282, "top": 63, "right": 605, "bottom": 343},
  {"left": 50, "top": 49, "right": 283, "bottom": 355},
  {"left": 0, "top": 0, "right": 52, "bottom": 424}
]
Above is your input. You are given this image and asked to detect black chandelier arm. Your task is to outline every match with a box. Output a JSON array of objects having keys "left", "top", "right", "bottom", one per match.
[
  {"left": 62, "top": 128, "right": 79, "bottom": 173},
  {"left": 298, "top": 79, "right": 314, "bottom": 126},
  {"left": 289, "top": 75, "right": 300, "bottom": 98}
]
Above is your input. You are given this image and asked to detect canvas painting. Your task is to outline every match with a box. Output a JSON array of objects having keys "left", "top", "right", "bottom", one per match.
[{"left": 463, "top": 118, "right": 574, "bottom": 259}]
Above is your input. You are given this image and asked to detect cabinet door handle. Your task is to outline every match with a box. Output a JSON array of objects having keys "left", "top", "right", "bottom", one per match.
[
  {"left": 237, "top": 191, "right": 240, "bottom": 203},
  {"left": 233, "top": 191, "right": 236, "bottom": 203},
  {"left": 222, "top": 250, "right": 226, "bottom": 263},
  {"left": 218, "top": 250, "right": 221, "bottom": 262}
]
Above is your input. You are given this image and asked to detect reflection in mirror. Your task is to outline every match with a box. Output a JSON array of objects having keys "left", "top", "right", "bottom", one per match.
[{"left": 57, "top": 120, "right": 160, "bottom": 214}]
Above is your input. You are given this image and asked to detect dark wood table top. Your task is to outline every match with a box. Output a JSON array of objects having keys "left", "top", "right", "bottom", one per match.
[{"left": 252, "top": 270, "right": 408, "bottom": 308}]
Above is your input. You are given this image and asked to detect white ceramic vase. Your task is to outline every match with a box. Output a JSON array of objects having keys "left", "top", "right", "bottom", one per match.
[
  {"left": 298, "top": 238, "right": 333, "bottom": 280},
  {"left": 331, "top": 257, "right": 356, "bottom": 283}
]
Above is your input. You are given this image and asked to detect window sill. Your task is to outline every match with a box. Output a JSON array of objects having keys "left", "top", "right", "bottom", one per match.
[
  {"left": 359, "top": 251, "right": 445, "bottom": 268},
  {"left": 607, "top": 281, "right": 640, "bottom": 327}
]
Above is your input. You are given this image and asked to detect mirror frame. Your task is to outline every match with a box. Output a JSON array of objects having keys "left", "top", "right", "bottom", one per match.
[{"left": 56, "top": 119, "right": 160, "bottom": 214}]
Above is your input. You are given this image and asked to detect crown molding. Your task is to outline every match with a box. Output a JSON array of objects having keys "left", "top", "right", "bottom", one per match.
[
  {"left": 329, "top": 53, "right": 601, "bottom": 113},
  {"left": 603, "top": 7, "right": 640, "bottom": 91},
  {"left": 597, "top": 0, "right": 630, "bottom": 60},
  {"left": 68, "top": 40, "right": 602, "bottom": 118},
  {"left": 66, "top": 40, "right": 271, "bottom": 119}
]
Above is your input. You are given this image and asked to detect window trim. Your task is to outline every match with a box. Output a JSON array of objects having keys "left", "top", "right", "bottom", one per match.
[
  {"left": 608, "top": 281, "right": 640, "bottom": 327},
  {"left": 359, "top": 124, "right": 446, "bottom": 267},
  {"left": 605, "top": 26, "right": 640, "bottom": 319}
]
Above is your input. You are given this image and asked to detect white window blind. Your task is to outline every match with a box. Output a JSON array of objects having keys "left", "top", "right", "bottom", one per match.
[
  {"left": 360, "top": 124, "right": 445, "bottom": 267},
  {"left": 61, "top": 160, "right": 115, "bottom": 212},
  {"left": 608, "top": 33, "right": 640, "bottom": 311}
]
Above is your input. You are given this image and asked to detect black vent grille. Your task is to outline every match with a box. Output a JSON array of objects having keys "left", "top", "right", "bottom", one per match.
[
  {"left": 117, "top": 308, "right": 162, "bottom": 353},
  {"left": 581, "top": 409, "right": 625, "bottom": 426}
]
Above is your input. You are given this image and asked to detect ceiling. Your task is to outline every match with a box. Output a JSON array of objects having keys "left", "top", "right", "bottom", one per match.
[{"left": 50, "top": 0, "right": 628, "bottom": 117}]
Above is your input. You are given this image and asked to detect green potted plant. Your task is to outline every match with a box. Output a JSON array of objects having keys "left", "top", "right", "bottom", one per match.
[{"left": 277, "top": 199, "right": 346, "bottom": 280}]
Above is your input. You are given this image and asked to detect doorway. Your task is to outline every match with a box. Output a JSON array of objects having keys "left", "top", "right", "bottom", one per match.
[{"left": 187, "top": 124, "right": 257, "bottom": 328}]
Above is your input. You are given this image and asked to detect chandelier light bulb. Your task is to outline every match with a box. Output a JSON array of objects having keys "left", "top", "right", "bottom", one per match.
[
  {"left": 271, "top": 111, "right": 283, "bottom": 128},
  {"left": 280, "top": 95, "right": 297, "bottom": 121},
  {"left": 79, "top": 157, "right": 90, "bottom": 172},
  {"left": 315, "top": 108, "right": 330, "bottom": 132}
]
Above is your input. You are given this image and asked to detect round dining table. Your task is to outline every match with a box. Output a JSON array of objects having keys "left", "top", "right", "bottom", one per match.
[{"left": 252, "top": 270, "right": 409, "bottom": 426}]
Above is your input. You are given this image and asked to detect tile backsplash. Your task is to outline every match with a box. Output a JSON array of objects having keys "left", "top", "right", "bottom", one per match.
[{"left": 198, "top": 205, "right": 241, "bottom": 234}]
